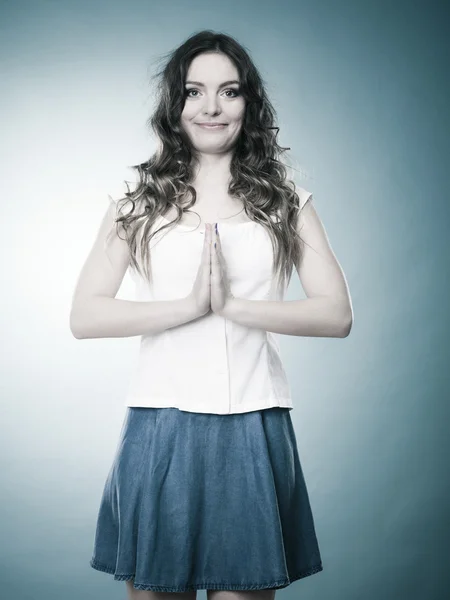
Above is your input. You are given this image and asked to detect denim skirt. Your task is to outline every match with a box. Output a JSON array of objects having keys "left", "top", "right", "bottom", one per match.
[{"left": 89, "top": 406, "right": 323, "bottom": 592}]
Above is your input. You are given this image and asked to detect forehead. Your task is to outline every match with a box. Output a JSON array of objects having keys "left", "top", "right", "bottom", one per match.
[{"left": 186, "top": 52, "right": 239, "bottom": 82}]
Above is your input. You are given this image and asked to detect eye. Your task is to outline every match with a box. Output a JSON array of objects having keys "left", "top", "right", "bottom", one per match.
[
  {"left": 224, "top": 88, "right": 240, "bottom": 97},
  {"left": 184, "top": 88, "right": 241, "bottom": 98}
]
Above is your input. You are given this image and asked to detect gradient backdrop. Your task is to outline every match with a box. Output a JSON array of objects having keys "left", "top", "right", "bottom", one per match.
[{"left": 1, "top": 1, "right": 449, "bottom": 599}]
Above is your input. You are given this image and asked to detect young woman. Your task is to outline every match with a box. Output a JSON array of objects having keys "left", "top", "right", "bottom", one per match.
[{"left": 71, "top": 30, "right": 352, "bottom": 600}]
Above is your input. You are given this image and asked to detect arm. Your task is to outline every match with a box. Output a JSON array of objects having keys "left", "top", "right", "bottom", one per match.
[
  {"left": 224, "top": 194, "right": 353, "bottom": 338},
  {"left": 69, "top": 199, "right": 198, "bottom": 339}
]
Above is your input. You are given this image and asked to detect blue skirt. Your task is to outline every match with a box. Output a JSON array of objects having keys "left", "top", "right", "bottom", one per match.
[{"left": 89, "top": 406, "right": 323, "bottom": 592}]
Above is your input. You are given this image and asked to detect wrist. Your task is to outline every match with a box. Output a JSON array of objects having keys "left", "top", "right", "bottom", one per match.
[
  {"left": 222, "top": 295, "right": 240, "bottom": 320},
  {"left": 184, "top": 293, "right": 203, "bottom": 320}
]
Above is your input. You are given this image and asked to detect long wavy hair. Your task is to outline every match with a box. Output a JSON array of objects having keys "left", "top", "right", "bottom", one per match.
[{"left": 106, "top": 30, "right": 308, "bottom": 291}]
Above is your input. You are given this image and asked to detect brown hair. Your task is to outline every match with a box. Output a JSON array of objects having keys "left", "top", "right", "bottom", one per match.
[{"left": 106, "top": 30, "right": 309, "bottom": 291}]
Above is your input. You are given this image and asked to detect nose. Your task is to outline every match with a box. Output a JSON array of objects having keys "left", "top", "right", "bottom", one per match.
[{"left": 202, "top": 93, "right": 221, "bottom": 116}]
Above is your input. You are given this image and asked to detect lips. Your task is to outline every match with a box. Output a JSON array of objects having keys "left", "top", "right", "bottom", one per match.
[{"left": 196, "top": 123, "right": 228, "bottom": 128}]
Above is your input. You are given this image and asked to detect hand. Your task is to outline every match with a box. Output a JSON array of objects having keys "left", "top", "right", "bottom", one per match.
[
  {"left": 187, "top": 222, "right": 212, "bottom": 317},
  {"left": 210, "top": 222, "right": 235, "bottom": 317}
]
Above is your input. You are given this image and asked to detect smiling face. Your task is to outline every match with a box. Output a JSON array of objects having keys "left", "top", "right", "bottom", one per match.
[{"left": 180, "top": 52, "right": 246, "bottom": 156}]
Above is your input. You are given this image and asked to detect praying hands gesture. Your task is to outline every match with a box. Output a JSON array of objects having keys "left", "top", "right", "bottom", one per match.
[{"left": 188, "top": 223, "right": 235, "bottom": 318}]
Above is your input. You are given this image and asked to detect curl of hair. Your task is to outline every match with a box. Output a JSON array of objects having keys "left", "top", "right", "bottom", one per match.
[{"left": 107, "top": 29, "right": 310, "bottom": 292}]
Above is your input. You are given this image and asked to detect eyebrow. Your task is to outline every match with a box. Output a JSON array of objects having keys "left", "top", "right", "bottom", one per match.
[{"left": 185, "top": 80, "right": 240, "bottom": 87}]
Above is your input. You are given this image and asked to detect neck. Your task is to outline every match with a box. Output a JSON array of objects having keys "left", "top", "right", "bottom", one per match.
[{"left": 192, "top": 152, "right": 233, "bottom": 188}]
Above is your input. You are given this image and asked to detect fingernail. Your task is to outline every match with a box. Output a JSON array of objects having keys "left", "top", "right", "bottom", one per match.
[{"left": 215, "top": 223, "right": 218, "bottom": 233}]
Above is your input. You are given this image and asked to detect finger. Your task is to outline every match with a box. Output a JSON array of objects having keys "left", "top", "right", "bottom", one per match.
[
  {"left": 214, "top": 226, "right": 226, "bottom": 270},
  {"left": 215, "top": 228, "right": 223, "bottom": 261},
  {"left": 208, "top": 225, "right": 212, "bottom": 273},
  {"left": 203, "top": 225, "right": 211, "bottom": 267},
  {"left": 205, "top": 224, "right": 212, "bottom": 275},
  {"left": 210, "top": 236, "right": 221, "bottom": 280}
]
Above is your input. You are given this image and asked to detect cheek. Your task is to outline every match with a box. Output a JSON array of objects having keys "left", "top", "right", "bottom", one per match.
[
  {"left": 181, "top": 105, "right": 197, "bottom": 121},
  {"left": 231, "top": 104, "right": 245, "bottom": 123}
]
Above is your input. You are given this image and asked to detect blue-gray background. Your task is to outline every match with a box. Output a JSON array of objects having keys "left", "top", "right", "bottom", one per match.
[{"left": 1, "top": 0, "right": 448, "bottom": 599}]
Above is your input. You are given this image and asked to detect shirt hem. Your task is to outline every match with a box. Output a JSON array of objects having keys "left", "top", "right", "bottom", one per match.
[{"left": 124, "top": 396, "right": 293, "bottom": 415}]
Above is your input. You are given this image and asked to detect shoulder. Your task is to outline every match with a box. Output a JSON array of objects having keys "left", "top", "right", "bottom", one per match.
[
  {"left": 290, "top": 184, "right": 313, "bottom": 230},
  {"left": 294, "top": 184, "right": 313, "bottom": 211}
]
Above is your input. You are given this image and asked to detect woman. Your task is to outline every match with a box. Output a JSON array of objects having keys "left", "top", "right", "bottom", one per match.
[{"left": 70, "top": 30, "right": 353, "bottom": 600}]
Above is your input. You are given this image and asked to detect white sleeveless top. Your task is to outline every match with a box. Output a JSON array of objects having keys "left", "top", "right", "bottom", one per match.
[{"left": 124, "top": 186, "right": 312, "bottom": 415}]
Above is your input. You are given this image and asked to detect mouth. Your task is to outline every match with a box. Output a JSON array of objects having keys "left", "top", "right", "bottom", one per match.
[{"left": 196, "top": 123, "right": 228, "bottom": 129}]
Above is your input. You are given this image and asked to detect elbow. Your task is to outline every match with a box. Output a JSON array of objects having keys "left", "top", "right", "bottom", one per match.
[
  {"left": 338, "top": 306, "right": 353, "bottom": 338},
  {"left": 70, "top": 305, "right": 87, "bottom": 339},
  {"left": 339, "top": 318, "right": 353, "bottom": 338}
]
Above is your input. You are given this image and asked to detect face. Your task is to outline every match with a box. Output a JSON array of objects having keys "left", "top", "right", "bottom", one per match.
[{"left": 180, "top": 52, "right": 246, "bottom": 155}]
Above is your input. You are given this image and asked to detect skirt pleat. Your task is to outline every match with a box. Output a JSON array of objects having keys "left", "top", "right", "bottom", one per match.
[{"left": 90, "top": 406, "right": 323, "bottom": 592}]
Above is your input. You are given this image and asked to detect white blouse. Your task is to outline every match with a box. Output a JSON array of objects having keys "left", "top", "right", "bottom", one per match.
[{"left": 123, "top": 186, "right": 312, "bottom": 415}]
